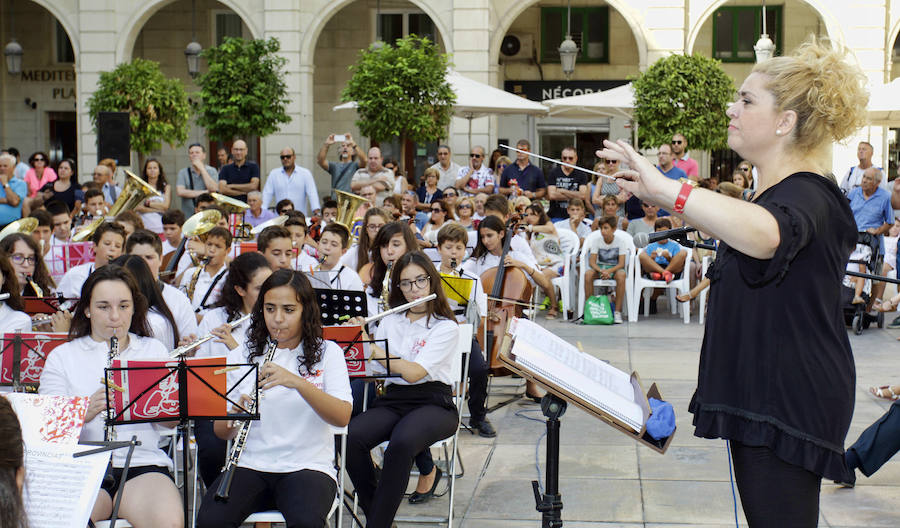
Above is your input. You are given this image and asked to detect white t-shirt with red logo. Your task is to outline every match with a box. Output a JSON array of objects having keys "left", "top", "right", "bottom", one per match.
[{"left": 372, "top": 312, "right": 458, "bottom": 386}]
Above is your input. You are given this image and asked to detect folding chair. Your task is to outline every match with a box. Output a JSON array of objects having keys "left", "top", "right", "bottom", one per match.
[
  {"left": 577, "top": 230, "right": 635, "bottom": 320},
  {"left": 630, "top": 244, "right": 692, "bottom": 323}
]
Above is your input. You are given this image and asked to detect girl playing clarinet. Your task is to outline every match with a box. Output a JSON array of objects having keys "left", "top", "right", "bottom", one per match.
[
  {"left": 39, "top": 265, "right": 183, "bottom": 526},
  {"left": 346, "top": 251, "right": 459, "bottom": 528},
  {"left": 196, "top": 269, "right": 352, "bottom": 528}
]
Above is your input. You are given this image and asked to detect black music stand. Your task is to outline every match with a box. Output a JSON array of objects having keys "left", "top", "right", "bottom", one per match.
[
  {"left": 105, "top": 357, "right": 259, "bottom": 528},
  {"left": 0, "top": 331, "right": 68, "bottom": 392},
  {"left": 315, "top": 288, "right": 368, "bottom": 326}
]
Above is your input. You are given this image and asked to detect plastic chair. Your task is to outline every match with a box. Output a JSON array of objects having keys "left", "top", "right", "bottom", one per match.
[
  {"left": 550, "top": 230, "right": 580, "bottom": 321},
  {"left": 577, "top": 230, "right": 635, "bottom": 320},
  {"left": 95, "top": 521, "right": 133, "bottom": 527},
  {"left": 630, "top": 244, "right": 692, "bottom": 324},
  {"left": 698, "top": 255, "right": 711, "bottom": 325}
]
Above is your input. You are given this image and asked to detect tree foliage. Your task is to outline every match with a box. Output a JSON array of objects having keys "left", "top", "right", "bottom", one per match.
[
  {"left": 632, "top": 54, "right": 735, "bottom": 151},
  {"left": 342, "top": 35, "right": 455, "bottom": 168},
  {"left": 196, "top": 37, "right": 291, "bottom": 141},
  {"left": 87, "top": 58, "right": 190, "bottom": 155}
]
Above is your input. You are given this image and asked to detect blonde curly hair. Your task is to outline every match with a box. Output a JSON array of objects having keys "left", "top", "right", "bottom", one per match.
[{"left": 752, "top": 37, "right": 869, "bottom": 156}]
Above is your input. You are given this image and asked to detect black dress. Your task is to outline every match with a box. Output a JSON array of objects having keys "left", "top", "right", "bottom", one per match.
[
  {"left": 41, "top": 181, "right": 83, "bottom": 211},
  {"left": 689, "top": 172, "right": 857, "bottom": 482}
]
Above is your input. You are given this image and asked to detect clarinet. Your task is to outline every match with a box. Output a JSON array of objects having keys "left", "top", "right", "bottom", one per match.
[
  {"left": 104, "top": 336, "right": 119, "bottom": 443},
  {"left": 215, "top": 337, "right": 279, "bottom": 502}
]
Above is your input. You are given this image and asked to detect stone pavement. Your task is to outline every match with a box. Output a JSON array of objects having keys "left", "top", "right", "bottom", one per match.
[{"left": 359, "top": 310, "right": 900, "bottom": 528}]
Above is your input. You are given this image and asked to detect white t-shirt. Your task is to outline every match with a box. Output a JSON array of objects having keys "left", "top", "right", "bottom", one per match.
[
  {"left": 39, "top": 334, "right": 174, "bottom": 469},
  {"left": 430, "top": 161, "right": 462, "bottom": 190},
  {"left": 196, "top": 306, "right": 251, "bottom": 359},
  {"left": 57, "top": 262, "right": 94, "bottom": 299},
  {"left": 586, "top": 234, "right": 630, "bottom": 267},
  {"left": 179, "top": 265, "right": 228, "bottom": 313},
  {"left": 338, "top": 245, "right": 361, "bottom": 272},
  {"left": 555, "top": 219, "right": 592, "bottom": 240},
  {"left": 0, "top": 303, "right": 31, "bottom": 336},
  {"left": 291, "top": 251, "right": 320, "bottom": 272},
  {"left": 227, "top": 340, "right": 351, "bottom": 479},
  {"left": 372, "top": 312, "right": 458, "bottom": 386}
]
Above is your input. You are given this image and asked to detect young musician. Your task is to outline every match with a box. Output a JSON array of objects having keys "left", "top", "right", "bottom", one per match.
[
  {"left": 29, "top": 209, "right": 52, "bottom": 256},
  {"left": 346, "top": 252, "right": 460, "bottom": 528},
  {"left": 161, "top": 209, "right": 194, "bottom": 278},
  {"left": 284, "top": 213, "right": 318, "bottom": 270},
  {"left": 339, "top": 206, "right": 388, "bottom": 272},
  {"left": 310, "top": 223, "right": 364, "bottom": 291},
  {"left": 257, "top": 225, "right": 294, "bottom": 271},
  {"left": 0, "top": 396, "right": 26, "bottom": 527},
  {"left": 0, "top": 233, "right": 55, "bottom": 296},
  {"left": 57, "top": 222, "right": 126, "bottom": 299},
  {"left": 0, "top": 250, "right": 30, "bottom": 335},
  {"left": 113, "top": 255, "right": 181, "bottom": 350},
  {"left": 82, "top": 188, "right": 107, "bottom": 220},
  {"left": 196, "top": 270, "right": 352, "bottom": 528},
  {"left": 127, "top": 229, "right": 199, "bottom": 340},
  {"left": 359, "top": 221, "right": 417, "bottom": 288},
  {"left": 179, "top": 226, "right": 231, "bottom": 315},
  {"left": 39, "top": 265, "right": 183, "bottom": 526}
]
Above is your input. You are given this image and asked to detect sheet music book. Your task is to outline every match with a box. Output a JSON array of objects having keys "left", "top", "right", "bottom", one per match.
[
  {"left": 506, "top": 318, "right": 645, "bottom": 432},
  {"left": 440, "top": 274, "right": 474, "bottom": 305},
  {"left": 5, "top": 393, "right": 110, "bottom": 528}
]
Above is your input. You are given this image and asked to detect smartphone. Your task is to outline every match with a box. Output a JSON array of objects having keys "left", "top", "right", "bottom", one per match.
[{"left": 333, "top": 134, "right": 346, "bottom": 142}]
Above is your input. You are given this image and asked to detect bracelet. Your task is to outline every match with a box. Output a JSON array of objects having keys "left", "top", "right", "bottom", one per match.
[{"left": 673, "top": 182, "right": 693, "bottom": 214}]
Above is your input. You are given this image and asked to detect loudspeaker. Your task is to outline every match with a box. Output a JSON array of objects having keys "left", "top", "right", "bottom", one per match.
[{"left": 97, "top": 112, "right": 131, "bottom": 166}]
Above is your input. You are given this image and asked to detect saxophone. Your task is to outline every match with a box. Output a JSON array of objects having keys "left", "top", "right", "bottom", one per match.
[
  {"left": 380, "top": 261, "right": 393, "bottom": 311},
  {"left": 104, "top": 336, "right": 120, "bottom": 443},
  {"left": 185, "top": 257, "right": 209, "bottom": 301},
  {"left": 25, "top": 274, "right": 43, "bottom": 297},
  {"left": 215, "top": 338, "right": 279, "bottom": 502}
]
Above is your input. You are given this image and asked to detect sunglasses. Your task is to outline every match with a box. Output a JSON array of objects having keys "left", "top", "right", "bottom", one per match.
[
  {"left": 470, "top": 153, "right": 483, "bottom": 158},
  {"left": 33, "top": 158, "right": 46, "bottom": 162},
  {"left": 431, "top": 208, "right": 443, "bottom": 213},
  {"left": 280, "top": 155, "right": 293, "bottom": 160},
  {"left": 444, "top": 192, "right": 457, "bottom": 197},
  {"left": 740, "top": 167, "right": 750, "bottom": 171},
  {"left": 458, "top": 204, "right": 472, "bottom": 209},
  {"left": 672, "top": 140, "right": 683, "bottom": 145}
]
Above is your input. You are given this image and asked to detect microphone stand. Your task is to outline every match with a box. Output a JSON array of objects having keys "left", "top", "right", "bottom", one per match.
[{"left": 667, "top": 234, "right": 717, "bottom": 252}]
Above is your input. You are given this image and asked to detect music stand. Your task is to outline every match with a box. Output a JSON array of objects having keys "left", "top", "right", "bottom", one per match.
[
  {"left": 105, "top": 355, "right": 259, "bottom": 528},
  {"left": 23, "top": 294, "right": 77, "bottom": 315},
  {"left": 0, "top": 331, "right": 68, "bottom": 392},
  {"left": 315, "top": 288, "right": 368, "bottom": 326}
]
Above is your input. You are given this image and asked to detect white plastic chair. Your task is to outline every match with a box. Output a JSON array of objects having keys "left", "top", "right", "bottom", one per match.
[
  {"left": 550, "top": 230, "right": 580, "bottom": 320},
  {"left": 698, "top": 255, "right": 711, "bottom": 325},
  {"left": 630, "top": 244, "right": 693, "bottom": 324},
  {"left": 577, "top": 230, "right": 635, "bottom": 320},
  {"left": 95, "top": 521, "right": 133, "bottom": 527}
]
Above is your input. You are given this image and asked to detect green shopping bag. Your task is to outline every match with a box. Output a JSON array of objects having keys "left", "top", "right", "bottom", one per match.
[{"left": 584, "top": 295, "right": 614, "bottom": 325}]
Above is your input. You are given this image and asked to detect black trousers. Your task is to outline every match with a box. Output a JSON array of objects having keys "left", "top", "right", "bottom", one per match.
[
  {"left": 346, "top": 391, "right": 458, "bottom": 528},
  {"left": 194, "top": 419, "right": 227, "bottom": 488},
  {"left": 196, "top": 467, "right": 336, "bottom": 528},
  {"left": 848, "top": 400, "right": 900, "bottom": 477},
  {"left": 466, "top": 336, "right": 489, "bottom": 423},
  {"left": 730, "top": 441, "right": 821, "bottom": 527}
]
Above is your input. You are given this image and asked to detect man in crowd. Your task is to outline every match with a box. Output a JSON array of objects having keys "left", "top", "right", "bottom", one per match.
[
  {"left": 262, "top": 147, "right": 320, "bottom": 216},
  {"left": 216, "top": 148, "right": 229, "bottom": 168},
  {"left": 671, "top": 133, "right": 699, "bottom": 181},
  {"left": 430, "top": 145, "right": 461, "bottom": 190},
  {"left": 656, "top": 143, "right": 687, "bottom": 181},
  {"left": 0, "top": 154, "right": 25, "bottom": 228},
  {"left": 246, "top": 191, "right": 277, "bottom": 229},
  {"left": 399, "top": 191, "right": 428, "bottom": 230},
  {"left": 176, "top": 143, "right": 219, "bottom": 218},
  {"left": 218, "top": 139, "right": 260, "bottom": 203},
  {"left": 842, "top": 141, "right": 885, "bottom": 194},
  {"left": 5, "top": 148, "right": 29, "bottom": 181},
  {"left": 547, "top": 146, "right": 588, "bottom": 223},
  {"left": 455, "top": 146, "right": 494, "bottom": 196},
  {"left": 93, "top": 163, "right": 121, "bottom": 205},
  {"left": 317, "top": 133, "right": 366, "bottom": 194},
  {"left": 849, "top": 167, "right": 893, "bottom": 311},
  {"left": 499, "top": 139, "right": 546, "bottom": 199},
  {"left": 350, "top": 147, "right": 393, "bottom": 206}
]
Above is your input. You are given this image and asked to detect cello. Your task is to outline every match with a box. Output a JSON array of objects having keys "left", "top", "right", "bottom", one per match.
[{"left": 477, "top": 216, "right": 533, "bottom": 376}]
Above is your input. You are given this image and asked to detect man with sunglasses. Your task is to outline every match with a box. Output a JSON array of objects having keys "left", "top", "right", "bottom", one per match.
[
  {"left": 429, "top": 145, "right": 461, "bottom": 190},
  {"left": 262, "top": 147, "right": 321, "bottom": 216},
  {"left": 671, "top": 133, "right": 699, "bottom": 180},
  {"left": 455, "top": 146, "right": 495, "bottom": 196},
  {"left": 499, "top": 139, "right": 547, "bottom": 199},
  {"left": 547, "top": 146, "right": 588, "bottom": 222}
]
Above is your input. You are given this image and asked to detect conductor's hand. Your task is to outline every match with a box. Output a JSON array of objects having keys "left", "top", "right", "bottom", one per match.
[
  {"left": 258, "top": 362, "right": 301, "bottom": 391},
  {"left": 210, "top": 324, "right": 239, "bottom": 351},
  {"left": 596, "top": 139, "right": 670, "bottom": 207},
  {"left": 86, "top": 386, "right": 110, "bottom": 423},
  {"left": 50, "top": 309, "right": 72, "bottom": 333}
]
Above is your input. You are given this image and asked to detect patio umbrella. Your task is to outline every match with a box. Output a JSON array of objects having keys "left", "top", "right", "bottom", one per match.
[{"left": 542, "top": 83, "right": 638, "bottom": 143}]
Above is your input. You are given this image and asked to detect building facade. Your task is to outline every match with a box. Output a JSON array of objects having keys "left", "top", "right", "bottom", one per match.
[{"left": 1, "top": 0, "right": 899, "bottom": 212}]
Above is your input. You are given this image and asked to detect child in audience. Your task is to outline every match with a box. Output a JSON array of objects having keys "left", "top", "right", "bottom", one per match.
[
  {"left": 554, "top": 197, "right": 592, "bottom": 244},
  {"left": 583, "top": 216, "right": 628, "bottom": 324},
  {"left": 639, "top": 218, "right": 686, "bottom": 283}
]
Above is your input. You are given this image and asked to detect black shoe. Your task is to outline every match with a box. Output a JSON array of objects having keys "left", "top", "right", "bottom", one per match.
[
  {"left": 470, "top": 418, "right": 497, "bottom": 438},
  {"left": 525, "top": 392, "right": 543, "bottom": 404},
  {"left": 888, "top": 315, "right": 900, "bottom": 329},
  {"left": 408, "top": 467, "right": 442, "bottom": 504}
]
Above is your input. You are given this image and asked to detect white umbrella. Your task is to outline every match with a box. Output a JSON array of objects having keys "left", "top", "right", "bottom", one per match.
[
  {"left": 542, "top": 83, "right": 638, "bottom": 144},
  {"left": 333, "top": 70, "right": 548, "bottom": 149},
  {"left": 868, "top": 78, "right": 900, "bottom": 127}
]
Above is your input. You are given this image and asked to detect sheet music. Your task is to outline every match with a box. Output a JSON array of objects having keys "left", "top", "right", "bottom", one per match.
[{"left": 509, "top": 318, "right": 634, "bottom": 400}]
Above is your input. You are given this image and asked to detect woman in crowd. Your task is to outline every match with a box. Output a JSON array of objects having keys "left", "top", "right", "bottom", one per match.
[
  {"left": 454, "top": 196, "right": 478, "bottom": 231},
  {"left": 737, "top": 160, "right": 755, "bottom": 189},
  {"left": 43, "top": 158, "right": 83, "bottom": 216},
  {"left": 416, "top": 167, "right": 443, "bottom": 209},
  {"left": 0, "top": 395, "right": 26, "bottom": 528},
  {"left": 595, "top": 194, "right": 628, "bottom": 231},
  {"left": 346, "top": 252, "right": 459, "bottom": 528},
  {"left": 113, "top": 255, "right": 180, "bottom": 350},
  {"left": 494, "top": 156, "right": 512, "bottom": 180},
  {"left": 0, "top": 233, "right": 55, "bottom": 297},
  {"left": 40, "top": 265, "right": 183, "bottom": 526},
  {"left": 135, "top": 158, "right": 171, "bottom": 233},
  {"left": 441, "top": 187, "right": 458, "bottom": 211},
  {"left": 522, "top": 203, "right": 563, "bottom": 319},
  {"left": 421, "top": 199, "right": 454, "bottom": 247},
  {"left": 196, "top": 270, "right": 351, "bottom": 528},
  {"left": 0, "top": 250, "right": 30, "bottom": 335},
  {"left": 24, "top": 151, "right": 56, "bottom": 198},
  {"left": 340, "top": 207, "right": 389, "bottom": 273},
  {"left": 600, "top": 38, "right": 867, "bottom": 526}
]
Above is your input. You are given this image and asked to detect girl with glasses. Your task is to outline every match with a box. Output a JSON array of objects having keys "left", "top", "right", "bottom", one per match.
[
  {"left": 0, "top": 233, "right": 55, "bottom": 297},
  {"left": 346, "top": 251, "right": 459, "bottom": 528},
  {"left": 24, "top": 151, "right": 56, "bottom": 198},
  {"left": 0, "top": 250, "right": 30, "bottom": 336}
]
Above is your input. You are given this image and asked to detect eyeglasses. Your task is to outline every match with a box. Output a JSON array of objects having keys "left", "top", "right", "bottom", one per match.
[
  {"left": 444, "top": 192, "right": 457, "bottom": 197},
  {"left": 398, "top": 274, "right": 431, "bottom": 292},
  {"left": 33, "top": 158, "right": 45, "bottom": 162},
  {"left": 740, "top": 167, "right": 750, "bottom": 172},
  {"left": 672, "top": 140, "right": 683, "bottom": 145},
  {"left": 280, "top": 155, "right": 293, "bottom": 160},
  {"left": 469, "top": 153, "right": 482, "bottom": 158},
  {"left": 366, "top": 223, "right": 385, "bottom": 232},
  {"left": 641, "top": 203, "right": 654, "bottom": 208},
  {"left": 10, "top": 254, "right": 36, "bottom": 265},
  {"left": 458, "top": 203, "right": 472, "bottom": 209},
  {"left": 431, "top": 207, "right": 443, "bottom": 213}
]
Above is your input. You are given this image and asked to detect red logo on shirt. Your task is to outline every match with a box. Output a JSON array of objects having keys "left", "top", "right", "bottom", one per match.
[{"left": 410, "top": 339, "right": 426, "bottom": 358}]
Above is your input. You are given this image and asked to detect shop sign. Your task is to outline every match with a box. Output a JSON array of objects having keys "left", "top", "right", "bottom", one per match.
[{"left": 503, "top": 80, "right": 627, "bottom": 102}]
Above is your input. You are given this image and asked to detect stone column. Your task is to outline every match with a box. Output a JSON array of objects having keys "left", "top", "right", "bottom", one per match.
[{"left": 452, "top": 0, "right": 492, "bottom": 164}]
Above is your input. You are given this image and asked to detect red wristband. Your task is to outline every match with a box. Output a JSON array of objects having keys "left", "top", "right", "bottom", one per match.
[{"left": 673, "top": 182, "right": 693, "bottom": 214}]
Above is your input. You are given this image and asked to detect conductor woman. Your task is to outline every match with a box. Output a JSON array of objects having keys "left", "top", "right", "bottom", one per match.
[
  {"left": 346, "top": 251, "right": 459, "bottom": 528},
  {"left": 600, "top": 38, "right": 868, "bottom": 526}
]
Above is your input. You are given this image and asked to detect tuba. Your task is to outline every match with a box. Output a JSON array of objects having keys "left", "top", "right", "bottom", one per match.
[
  {"left": 73, "top": 171, "right": 161, "bottom": 242},
  {"left": 0, "top": 217, "right": 38, "bottom": 242},
  {"left": 334, "top": 190, "right": 367, "bottom": 242}
]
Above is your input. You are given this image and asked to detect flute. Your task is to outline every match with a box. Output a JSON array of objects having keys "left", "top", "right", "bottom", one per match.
[
  {"left": 170, "top": 313, "right": 253, "bottom": 357},
  {"left": 364, "top": 293, "right": 436, "bottom": 326},
  {"left": 0, "top": 293, "right": 9, "bottom": 301}
]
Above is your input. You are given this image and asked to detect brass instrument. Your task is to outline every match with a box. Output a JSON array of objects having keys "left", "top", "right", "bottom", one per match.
[
  {"left": 335, "top": 190, "right": 367, "bottom": 242},
  {"left": 215, "top": 337, "right": 279, "bottom": 502},
  {"left": 25, "top": 274, "right": 43, "bottom": 298},
  {"left": 211, "top": 193, "right": 251, "bottom": 239},
  {"left": 380, "top": 261, "right": 392, "bottom": 311},
  {"left": 0, "top": 217, "right": 38, "bottom": 242},
  {"left": 73, "top": 171, "right": 161, "bottom": 242},
  {"left": 170, "top": 313, "right": 252, "bottom": 358},
  {"left": 160, "top": 210, "right": 222, "bottom": 283},
  {"left": 185, "top": 257, "right": 210, "bottom": 302},
  {"left": 249, "top": 214, "right": 288, "bottom": 236}
]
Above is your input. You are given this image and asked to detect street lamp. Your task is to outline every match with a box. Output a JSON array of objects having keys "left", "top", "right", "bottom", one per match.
[
  {"left": 754, "top": 1, "right": 775, "bottom": 63},
  {"left": 185, "top": 41, "right": 202, "bottom": 78},
  {"left": 4, "top": 39, "right": 22, "bottom": 76},
  {"left": 558, "top": 0, "right": 578, "bottom": 79}
]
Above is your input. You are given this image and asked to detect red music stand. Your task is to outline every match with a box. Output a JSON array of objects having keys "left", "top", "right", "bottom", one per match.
[{"left": 0, "top": 332, "right": 68, "bottom": 391}]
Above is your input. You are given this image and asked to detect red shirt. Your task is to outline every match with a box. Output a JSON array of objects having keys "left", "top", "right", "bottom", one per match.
[{"left": 675, "top": 157, "right": 699, "bottom": 179}]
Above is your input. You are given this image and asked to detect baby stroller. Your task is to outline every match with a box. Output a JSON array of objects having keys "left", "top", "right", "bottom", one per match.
[{"left": 843, "top": 232, "right": 884, "bottom": 335}]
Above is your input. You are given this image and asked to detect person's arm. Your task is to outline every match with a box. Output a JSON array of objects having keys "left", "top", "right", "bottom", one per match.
[
  {"left": 257, "top": 361, "right": 351, "bottom": 427},
  {"left": 527, "top": 222, "right": 556, "bottom": 235},
  {"left": 227, "top": 178, "right": 260, "bottom": 193},
  {"left": 196, "top": 163, "right": 219, "bottom": 192},
  {"left": 317, "top": 136, "right": 334, "bottom": 171},
  {"left": 153, "top": 186, "right": 172, "bottom": 211},
  {"left": 588, "top": 252, "right": 601, "bottom": 272}
]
